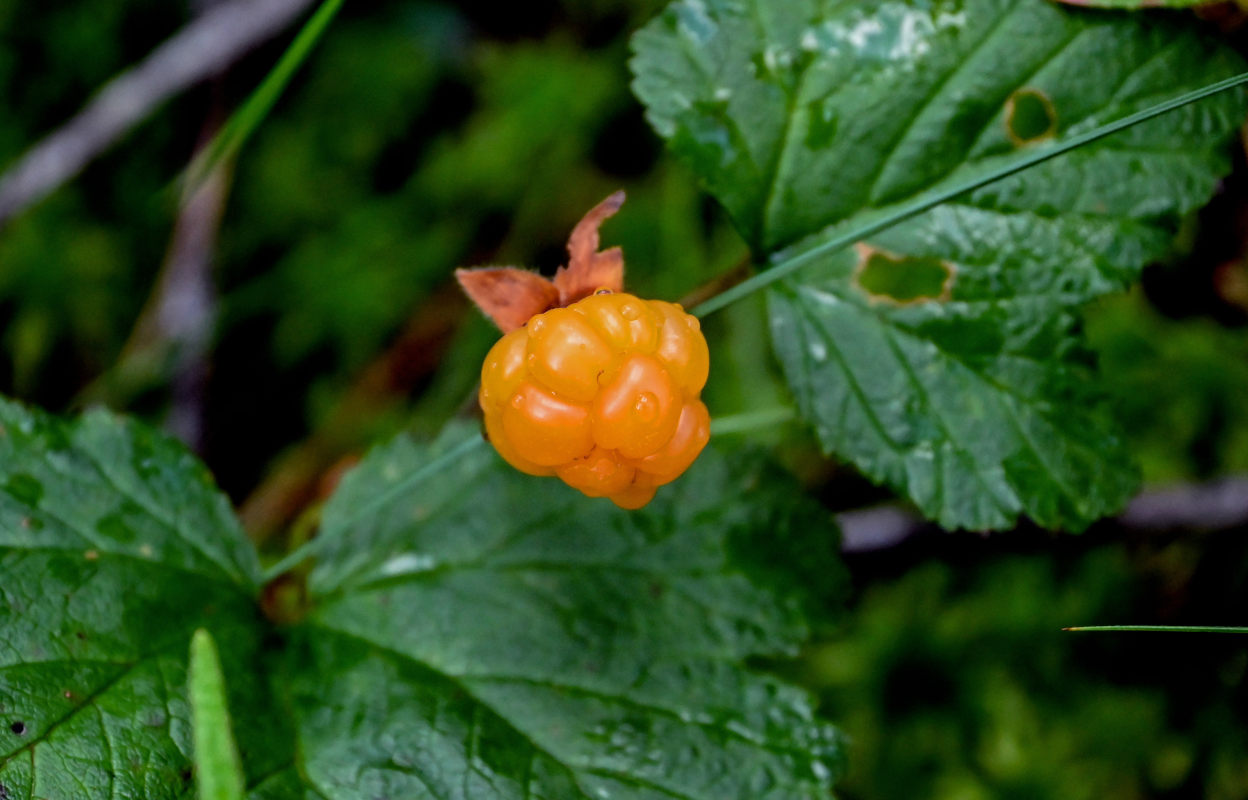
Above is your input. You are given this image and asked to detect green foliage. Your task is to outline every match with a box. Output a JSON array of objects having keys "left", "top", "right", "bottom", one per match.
[
  {"left": 0, "top": 400, "right": 274, "bottom": 796},
  {"left": 0, "top": 399, "right": 844, "bottom": 798},
  {"left": 1087, "top": 289, "right": 1248, "bottom": 482},
  {"left": 631, "top": 0, "right": 1248, "bottom": 529},
  {"left": 279, "top": 430, "right": 844, "bottom": 798},
  {"left": 801, "top": 545, "right": 1248, "bottom": 799}
]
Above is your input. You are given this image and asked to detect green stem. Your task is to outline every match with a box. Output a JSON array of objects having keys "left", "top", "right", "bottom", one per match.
[
  {"left": 691, "top": 70, "right": 1248, "bottom": 318},
  {"left": 261, "top": 434, "right": 486, "bottom": 582},
  {"left": 184, "top": 0, "right": 344, "bottom": 191},
  {"left": 1064, "top": 625, "right": 1248, "bottom": 634},
  {"left": 710, "top": 406, "right": 796, "bottom": 436}
]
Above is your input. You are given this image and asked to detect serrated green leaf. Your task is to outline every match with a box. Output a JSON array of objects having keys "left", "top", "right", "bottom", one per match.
[
  {"left": 631, "top": 0, "right": 1248, "bottom": 529},
  {"left": 269, "top": 435, "right": 844, "bottom": 799},
  {"left": 0, "top": 400, "right": 277, "bottom": 798},
  {"left": 767, "top": 246, "right": 1140, "bottom": 529},
  {"left": 190, "top": 630, "right": 246, "bottom": 800}
]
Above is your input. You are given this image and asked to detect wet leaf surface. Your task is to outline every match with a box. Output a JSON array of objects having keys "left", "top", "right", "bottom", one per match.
[
  {"left": 0, "top": 401, "right": 278, "bottom": 797},
  {"left": 269, "top": 431, "right": 847, "bottom": 799},
  {"left": 632, "top": 0, "right": 1248, "bottom": 529}
]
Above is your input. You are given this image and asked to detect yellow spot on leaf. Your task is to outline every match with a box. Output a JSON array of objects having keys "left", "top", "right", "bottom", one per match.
[
  {"left": 852, "top": 243, "right": 955, "bottom": 305},
  {"left": 1006, "top": 88, "right": 1058, "bottom": 146}
]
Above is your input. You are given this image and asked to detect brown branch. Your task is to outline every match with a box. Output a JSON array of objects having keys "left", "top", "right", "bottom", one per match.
[
  {"left": 73, "top": 84, "right": 232, "bottom": 441},
  {"left": 0, "top": 0, "right": 316, "bottom": 225}
]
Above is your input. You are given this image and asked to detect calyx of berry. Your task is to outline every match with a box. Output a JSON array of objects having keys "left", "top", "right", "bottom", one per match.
[{"left": 456, "top": 191, "right": 626, "bottom": 332}]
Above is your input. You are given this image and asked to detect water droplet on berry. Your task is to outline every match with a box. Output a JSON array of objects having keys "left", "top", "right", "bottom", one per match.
[
  {"left": 595, "top": 287, "right": 613, "bottom": 295},
  {"left": 633, "top": 392, "right": 659, "bottom": 422},
  {"left": 529, "top": 318, "right": 546, "bottom": 334},
  {"left": 510, "top": 394, "right": 525, "bottom": 409},
  {"left": 686, "top": 317, "right": 700, "bottom": 331},
  {"left": 620, "top": 303, "right": 640, "bottom": 320}
]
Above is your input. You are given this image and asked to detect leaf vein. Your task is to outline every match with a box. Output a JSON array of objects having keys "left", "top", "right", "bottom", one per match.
[
  {"left": 73, "top": 444, "right": 247, "bottom": 587},
  {"left": 862, "top": 8, "right": 1019, "bottom": 208},
  {"left": 463, "top": 674, "right": 813, "bottom": 761},
  {"left": 310, "top": 625, "right": 601, "bottom": 800},
  {"left": 875, "top": 322, "right": 1017, "bottom": 520},
  {"left": 0, "top": 642, "right": 181, "bottom": 772}
]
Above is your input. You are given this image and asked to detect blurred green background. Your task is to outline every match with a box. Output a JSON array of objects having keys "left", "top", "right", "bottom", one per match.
[{"left": 2, "top": 1, "right": 1248, "bottom": 797}]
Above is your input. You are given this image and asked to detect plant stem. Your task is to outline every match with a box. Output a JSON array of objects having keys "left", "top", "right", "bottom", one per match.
[
  {"left": 691, "top": 71, "right": 1248, "bottom": 318},
  {"left": 261, "top": 433, "right": 486, "bottom": 582},
  {"left": 710, "top": 406, "right": 796, "bottom": 436},
  {"left": 1064, "top": 625, "right": 1248, "bottom": 634}
]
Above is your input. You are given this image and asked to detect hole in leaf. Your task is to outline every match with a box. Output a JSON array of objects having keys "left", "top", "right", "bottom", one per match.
[
  {"left": 9, "top": 722, "right": 25, "bottom": 736},
  {"left": 853, "top": 246, "right": 954, "bottom": 304},
  {"left": 1006, "top": 88, "right": 1057, "bottom": 145}
]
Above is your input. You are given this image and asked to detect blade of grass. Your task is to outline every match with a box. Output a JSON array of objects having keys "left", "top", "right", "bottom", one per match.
[
  {"left": 1065, "top": 625, "right": 1248, "bottom": 633},
  {"left": 184, "top": 0, "right": 344, "bottom": 192},
  {"left": 189, "top": 629, "right": 245, "bottom": 800},
  {"left": 691, "top": 71, "right": 1248, "bottom": 318}
]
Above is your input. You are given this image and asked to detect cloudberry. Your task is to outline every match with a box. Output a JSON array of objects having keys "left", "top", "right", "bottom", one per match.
[
  {"left": 480, "top": 290, "right": 710, "bottom": 508},
  {"left": 457, "top": 191, "right": 711, "bottom": 508}
]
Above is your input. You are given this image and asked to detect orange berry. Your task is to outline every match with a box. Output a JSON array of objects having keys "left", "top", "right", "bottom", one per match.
[{"left": 479, "top": 291, "right": 709, "bottom": 508}]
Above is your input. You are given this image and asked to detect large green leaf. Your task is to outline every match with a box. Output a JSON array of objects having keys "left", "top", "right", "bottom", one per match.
[
  {"left": 0, "top": 401, "right": 278, "bottom": 797},
  {"left": 265, "top": 433, "right": 845, "bottom": 799},
  {"left": 631, "top": 0, "right": 1248, "bottom": 529}
]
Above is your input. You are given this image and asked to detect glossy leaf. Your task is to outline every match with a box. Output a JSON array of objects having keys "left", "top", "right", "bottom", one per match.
[
  {"left": 631, "top": 0, "right": 1248, "bottom": 529},
  {"left": 0, "top": 400, "right": 278, "bottom": 797},
  {"left": 266, "top": 432, "right": 845, "bottom": 799}
]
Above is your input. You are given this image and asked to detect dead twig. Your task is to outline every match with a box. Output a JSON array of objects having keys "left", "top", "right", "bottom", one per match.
[
  {"left": 839, "top": 476, "right": 1248, "bottom": 553},
  {"left": 0, "top": 0, "right": 315, "bottom": 225}
]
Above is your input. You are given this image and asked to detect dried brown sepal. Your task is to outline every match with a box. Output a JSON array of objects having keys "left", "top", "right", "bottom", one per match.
[
  {"left": 457, "top": 191, "right": 628, "bottom": 332},
  {"left": 554, "top": 190, "right": 626, "bottom": 305},
  {"left": 455, "top": 267, "right": 559, "bottom": 333}
]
